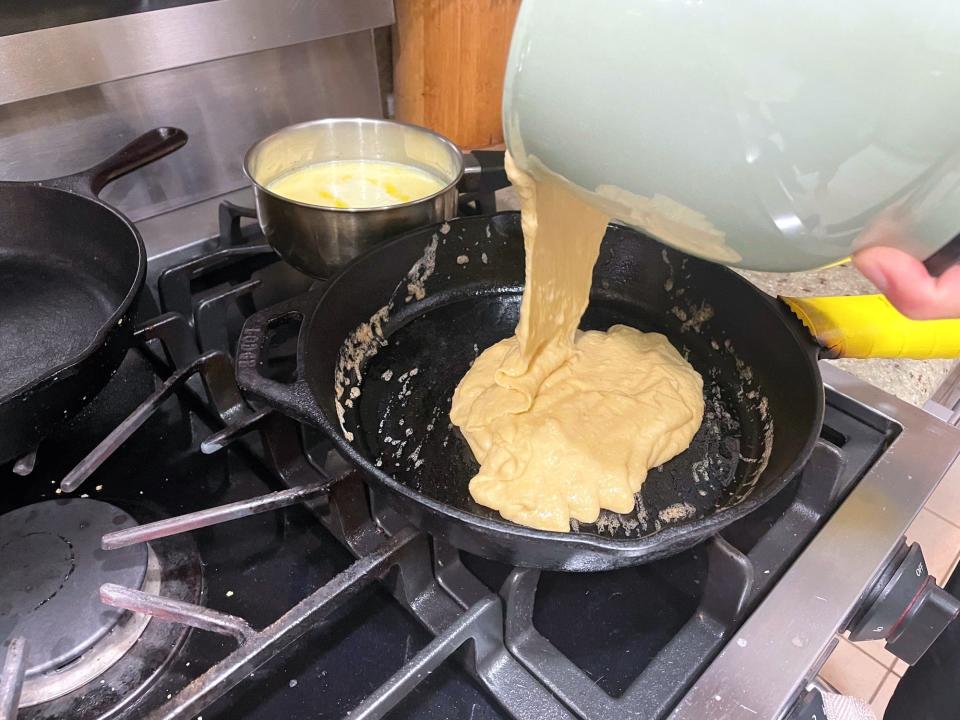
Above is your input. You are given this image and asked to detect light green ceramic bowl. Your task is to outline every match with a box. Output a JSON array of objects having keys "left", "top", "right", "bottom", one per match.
[{"left": 504, "top": 0, "right": 960, "bottom": 271}]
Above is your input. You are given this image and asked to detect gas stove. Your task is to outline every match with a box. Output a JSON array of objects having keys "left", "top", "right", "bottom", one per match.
[{"left": 2, "top": 194, "right": 959, "bottom": 720}]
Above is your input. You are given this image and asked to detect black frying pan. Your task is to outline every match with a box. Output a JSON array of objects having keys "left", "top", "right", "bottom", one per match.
[
  {"left": 237, "top": 212, "right": 824, "bottom": 571},
  {"left": 0, "top": 127, "right": 188, "bottom": 465}
]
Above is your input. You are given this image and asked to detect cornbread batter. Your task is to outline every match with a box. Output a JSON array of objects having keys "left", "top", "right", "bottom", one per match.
[
  {"left": 268, "top": 160, "right": 446, "bottom": 208},
  {"left": 449, "top": 153, "right": 704, "bottom": 532}
]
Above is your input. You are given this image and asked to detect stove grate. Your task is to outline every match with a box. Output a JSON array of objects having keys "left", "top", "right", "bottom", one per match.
[
  {"left": 92, "top": 479, "right": 574, "bottom": 720},
  {"left": 0, "top": 201, "right": 901, "bottom": 720}
]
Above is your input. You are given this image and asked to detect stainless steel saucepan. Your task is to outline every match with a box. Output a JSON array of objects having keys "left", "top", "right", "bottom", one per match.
[{"left": 244, "top": 117, "right": 505, "bottom": 278}]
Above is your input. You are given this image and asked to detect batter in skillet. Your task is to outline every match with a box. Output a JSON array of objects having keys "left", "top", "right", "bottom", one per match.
[{"left": 449, "top": 153, "right": 704, "bottom": 532}]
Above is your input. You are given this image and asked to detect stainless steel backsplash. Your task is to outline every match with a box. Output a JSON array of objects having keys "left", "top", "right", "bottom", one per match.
[{"left": 0, "top": 0, "right": 392, "bottom": 221}]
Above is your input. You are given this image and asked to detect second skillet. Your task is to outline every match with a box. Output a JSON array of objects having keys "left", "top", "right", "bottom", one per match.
[{"left": 0, "top": 127, "right": 188, "bottom": 465}]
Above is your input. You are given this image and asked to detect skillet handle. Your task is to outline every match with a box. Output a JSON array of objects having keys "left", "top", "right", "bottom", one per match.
[
  {"left": 235, "top": 291, "right": 327, "bottom": 427},
  {"left": 49, "top": 127, "right": 188, "bottom": 197},
  {"left": 780, "top": 294, "right": 960, "bottom": 359}
]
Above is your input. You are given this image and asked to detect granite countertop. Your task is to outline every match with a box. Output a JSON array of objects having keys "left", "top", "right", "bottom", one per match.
[{"left": 494, "top": 186, "right": 955, "bottom": 406}]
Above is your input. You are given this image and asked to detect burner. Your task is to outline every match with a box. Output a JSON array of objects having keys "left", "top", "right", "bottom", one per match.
[{"left": 0, "top": 500, "right": 148, "bottom": 702}]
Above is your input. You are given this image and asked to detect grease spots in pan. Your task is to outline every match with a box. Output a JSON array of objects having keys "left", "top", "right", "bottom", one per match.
[{"left": 334, "top": 233, "right": 442, "bottom": 438}]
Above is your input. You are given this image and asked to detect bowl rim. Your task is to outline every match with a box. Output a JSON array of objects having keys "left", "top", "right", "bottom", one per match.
[{"left": 242, "top": 117, "right": 465, "bottom": 213}]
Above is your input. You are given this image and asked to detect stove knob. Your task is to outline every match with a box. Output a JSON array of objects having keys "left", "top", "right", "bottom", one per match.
[
  {"left": 848, "top": 542, "right": 960, "bottom": 664},
  {"left": 783, "top": 688, "right": 826, "bottom": 720},
  {"left": 885, "top": 576, "right": 960, "bottom": 664}
]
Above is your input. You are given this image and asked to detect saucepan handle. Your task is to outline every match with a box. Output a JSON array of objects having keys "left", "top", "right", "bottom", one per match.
[
  {"left": 235, "top": 291, "right": 327, "bottom": 426},
  {"left": 46, "top": 127, "right": 189, "bottom": 197},
  {"left": 460, "top": 150, "right": 509, "bottom": 194},
  {"left": 780, "top": 294, "right": 960, "bottom": 359}
]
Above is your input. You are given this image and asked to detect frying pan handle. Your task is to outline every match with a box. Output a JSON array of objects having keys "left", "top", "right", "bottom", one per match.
[
  {"left": 780, "top": 294, "right": 960, "bottom": 359},
  {"left": 49, "top": 127, "right": 189, "bottom": 197},
  {"left": 236, "top": 291, "right": 326, "bottom": 427}
]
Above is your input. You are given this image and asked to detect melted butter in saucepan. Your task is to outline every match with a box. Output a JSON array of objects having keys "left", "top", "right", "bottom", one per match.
[{"left": 267, "top": 160, "right": 447, "bottom": 209}]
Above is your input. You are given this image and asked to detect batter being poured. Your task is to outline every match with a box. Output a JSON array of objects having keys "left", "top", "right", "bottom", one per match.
[{"left": 449, "top": 153, "right": 704, "bottom": 532}]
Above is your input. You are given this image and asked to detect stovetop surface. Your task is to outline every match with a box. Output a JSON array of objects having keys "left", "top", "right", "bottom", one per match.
[
  {"left": 1, "top": 347, "right": 510, "bottom": 719},
  {"left": 0, "top": 205, "right": 907, "bottom": 719},
  {"left": 1, "top": 330, "right": 897, "bottom": 719}
]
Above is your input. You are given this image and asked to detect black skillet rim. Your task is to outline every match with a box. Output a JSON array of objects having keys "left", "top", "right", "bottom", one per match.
[{"left": 308, "top": 212, "right": 827, "bottom": 554}]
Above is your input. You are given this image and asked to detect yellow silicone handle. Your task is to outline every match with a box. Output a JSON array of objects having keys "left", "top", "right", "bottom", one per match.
[{"left": 781, "top": 295, "right": 960, "bottom": 359}]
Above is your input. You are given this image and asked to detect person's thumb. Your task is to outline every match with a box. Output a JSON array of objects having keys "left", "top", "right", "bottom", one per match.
[{"left": 853, "top": 246, "right": 960, "bottom": 320}]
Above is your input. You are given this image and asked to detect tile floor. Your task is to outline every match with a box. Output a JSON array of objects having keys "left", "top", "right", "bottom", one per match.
[{"left": 819, "top": 458, "right": 960, "bottom": 718}]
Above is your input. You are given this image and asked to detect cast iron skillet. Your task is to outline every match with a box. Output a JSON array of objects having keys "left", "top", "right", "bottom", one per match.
[
  {"left": 0, "top": 127, "right": 188, "bottom": 465},
  {"left": 237, "top": 212, "right": 823, "bottom": 571}
]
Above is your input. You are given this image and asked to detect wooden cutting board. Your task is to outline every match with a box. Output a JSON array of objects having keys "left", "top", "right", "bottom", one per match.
[{"left": 392, "top": 0, "right": 521, "bottom": 149}]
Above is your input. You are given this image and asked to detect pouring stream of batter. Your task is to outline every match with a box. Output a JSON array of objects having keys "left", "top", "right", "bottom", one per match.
[{"left": 449, "top": 153, "right": 704, "bottom": 532}]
